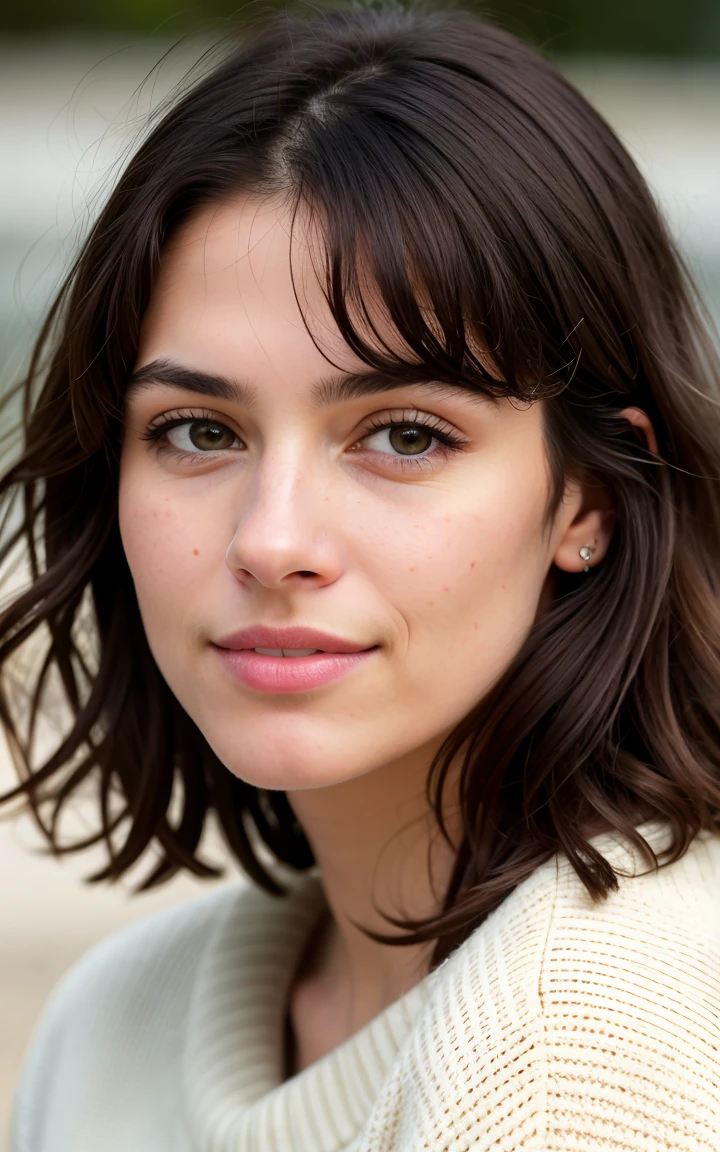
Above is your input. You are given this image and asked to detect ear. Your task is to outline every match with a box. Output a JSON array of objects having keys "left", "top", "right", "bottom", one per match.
[
  {"left": 620, "top": 406, "right": 659, "bottom": 456},
  {"left": 552, "top": 406, "right": 658, "bottom": 574},
  {"left": 552, "top": 478, "right": 616, "bottom": 574}
]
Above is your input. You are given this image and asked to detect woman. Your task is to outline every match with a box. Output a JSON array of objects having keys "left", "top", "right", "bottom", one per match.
[{"left": 4, "top": 5, "right": 720, "bottom": 1149}]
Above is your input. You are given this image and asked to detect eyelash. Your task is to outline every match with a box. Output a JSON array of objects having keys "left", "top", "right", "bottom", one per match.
[
  {"left": 357, "top": 411, "right": 466, "bottom": 452},
  {"left": 352, "top": 412, "right": 465, "bottom": 470},
  {"left": 141, "top": 407, "right": 468, "bottom": 465},
  {"left": 141, "top": 408, "right": 225, "bottom": 442}
]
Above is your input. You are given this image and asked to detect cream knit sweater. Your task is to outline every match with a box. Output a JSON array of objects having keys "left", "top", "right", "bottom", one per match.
[{"left": 11, "top": 820, "right": 720, "bottom": 1151}]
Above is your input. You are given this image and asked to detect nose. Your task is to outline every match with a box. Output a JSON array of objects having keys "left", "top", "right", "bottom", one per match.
[{"left": 225, "top": 455, "right": 344, "bottom": 591}]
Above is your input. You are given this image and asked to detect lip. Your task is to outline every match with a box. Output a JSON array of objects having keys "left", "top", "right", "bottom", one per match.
[
  {"left": 212, "top": 625, "right": 377, "bottom": 694},
  {"left": 215, "top": 625, "right": 370, "bottom": 654}
]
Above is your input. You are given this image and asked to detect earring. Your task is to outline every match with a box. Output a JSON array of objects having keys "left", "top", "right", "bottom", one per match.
[{"left": 579, "top": 545, "right": 593, "bottom": 573}]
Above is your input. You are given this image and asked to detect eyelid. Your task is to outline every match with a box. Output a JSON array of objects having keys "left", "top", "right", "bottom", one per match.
[
  {"left": 140, "top": 408, "right": 244, "bottom": 446},
  {"left": 355, "top": 408, "right": 468, "bottom": 449},
  {"left": 143, "top": 406, "right": 235, "bottom": 433},
  {"left": 139, "top": 410, "right": 246, "bottom": 470}
]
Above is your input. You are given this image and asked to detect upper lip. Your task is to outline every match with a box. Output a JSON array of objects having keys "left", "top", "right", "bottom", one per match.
[{"left": 213, "top": 625, "right": 373, "bottom": 654}]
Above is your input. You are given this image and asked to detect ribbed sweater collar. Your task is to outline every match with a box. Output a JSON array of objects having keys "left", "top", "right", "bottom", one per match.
[
  {"left": 182, "top": 820, "right": 675, "bottom": 1152},
  {"left": 182, "top": 873, "right": 435, "bottom": 1152}
]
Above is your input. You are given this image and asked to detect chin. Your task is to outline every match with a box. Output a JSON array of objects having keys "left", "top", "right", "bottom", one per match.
[
  {"left": 220, "top": 748, "right": 363, "bottom": 792},
  {"left": 201, "top": 714, "right": 373, "bottom": 792}
]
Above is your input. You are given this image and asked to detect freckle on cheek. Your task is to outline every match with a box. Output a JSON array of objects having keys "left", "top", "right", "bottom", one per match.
[
  {"left": 193, "top": 549, "right": 199, "bottom": 556},
  {"left": 474, "top": 622, "right": 479, "bottom": 630},
  {"left": 470, "top": 561, "right": 476, "bottom": 569},
  {"left": 409, "top": 567, "right": 415, "bottom": 572}
]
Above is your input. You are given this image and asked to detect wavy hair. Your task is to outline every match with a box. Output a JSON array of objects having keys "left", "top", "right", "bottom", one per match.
[{"left": 2, "top": 4, "right": 720, "bottom": 965}]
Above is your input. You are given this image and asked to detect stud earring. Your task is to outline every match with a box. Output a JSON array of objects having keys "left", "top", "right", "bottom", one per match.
[{"left": 579, "top": 545, "right": 593, "bottom": 573}]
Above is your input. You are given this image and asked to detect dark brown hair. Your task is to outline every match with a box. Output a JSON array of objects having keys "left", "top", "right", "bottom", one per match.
[{"left": 2, "top": 4, "right": 720, "bottom": 966}]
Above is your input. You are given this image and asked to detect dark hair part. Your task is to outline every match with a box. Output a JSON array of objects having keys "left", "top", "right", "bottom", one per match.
[{"left": 2, "top": 4, "right": 720, "bottom": 966}]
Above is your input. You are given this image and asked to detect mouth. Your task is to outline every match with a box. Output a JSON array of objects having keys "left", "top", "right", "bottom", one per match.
[
  {"left": 252, "top": 647, "right": 324, "bottom": 657},
  {"left": 212, "top": 625, "right": 378, "bottom": 693}
]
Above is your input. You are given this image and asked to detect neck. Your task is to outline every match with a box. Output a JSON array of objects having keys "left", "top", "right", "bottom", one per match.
[{"left": 286, "top": 737, "right": 459, "bottom": 1057}]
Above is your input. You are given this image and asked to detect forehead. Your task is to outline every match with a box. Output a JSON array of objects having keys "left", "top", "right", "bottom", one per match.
[{"left": 136, "top": 193, "right": 361, "bottom": 386}]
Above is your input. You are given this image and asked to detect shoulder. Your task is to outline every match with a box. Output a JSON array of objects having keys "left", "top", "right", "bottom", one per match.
[
  {"left": 363, "top": 824, "right": 720, "bottom": 1152},
  {"left": 540, "top": 822, "right": 720, "bottom": 1030},
  {"left": 11, "top": 883, "right": 250, "bottom": 1152},
  {"left": 536, "top": 825, "right": 720, "bottom": 1149}
]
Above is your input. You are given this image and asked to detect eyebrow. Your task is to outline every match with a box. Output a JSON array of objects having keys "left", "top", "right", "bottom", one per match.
[
  {"left": 128, "top": 359, "right": 257, "bottom": 407},
  {"left": 128, "top": 357, "right": 488, "bottom": 408},
  {"left": 311, "top": 372, "right": 487, "bottom": 407}
]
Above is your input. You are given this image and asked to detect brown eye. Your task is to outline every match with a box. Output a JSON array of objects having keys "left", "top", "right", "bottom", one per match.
[
  {"left": 189, "top": 422, "right": 235, "bottom": 450},
  {"left": 388, "top": 424, "right": 434, "bottom": 455},
  {"left": 164, "top": 420, "right": 239, "bottom": 453}
]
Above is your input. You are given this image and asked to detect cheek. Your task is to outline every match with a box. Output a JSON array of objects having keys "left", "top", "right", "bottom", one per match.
[
  {"left": 360, "top": 467, "right": 549, "bottom": 687},
  {"left": 118, "top": 468, "right": 221, "bottom": 644}
]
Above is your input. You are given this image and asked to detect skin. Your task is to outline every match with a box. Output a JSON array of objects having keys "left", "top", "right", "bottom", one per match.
[{"left": 119, "top": 194, "right": 655, "bottom": 1073}]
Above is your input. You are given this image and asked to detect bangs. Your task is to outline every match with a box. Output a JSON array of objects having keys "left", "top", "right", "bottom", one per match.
[{"left": 270, "top": 47, "right": 584, "bottom": 405}]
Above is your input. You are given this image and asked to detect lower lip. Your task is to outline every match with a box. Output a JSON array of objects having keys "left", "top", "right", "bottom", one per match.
[{"left": 214, "top": 647, "right": 376, "bottom": 693}]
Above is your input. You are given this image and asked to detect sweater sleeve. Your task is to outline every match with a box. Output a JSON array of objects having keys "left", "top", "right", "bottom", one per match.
[{"left": 357, "top": 847, "right": 720, "bottom": 1152}]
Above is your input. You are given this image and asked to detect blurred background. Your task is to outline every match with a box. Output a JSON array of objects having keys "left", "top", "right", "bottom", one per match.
[{"left": 1, "top": 0, "right": 720, "bottom": 1137}]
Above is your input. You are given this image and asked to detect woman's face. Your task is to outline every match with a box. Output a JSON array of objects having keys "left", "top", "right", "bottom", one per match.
[{"left": 120, "top": 196, "right": 584, "bottom": 789}]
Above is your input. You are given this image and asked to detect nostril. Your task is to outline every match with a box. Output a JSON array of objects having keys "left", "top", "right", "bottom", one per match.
[{"left": 296, "top": 571, "right": 319, "bottom": 579}]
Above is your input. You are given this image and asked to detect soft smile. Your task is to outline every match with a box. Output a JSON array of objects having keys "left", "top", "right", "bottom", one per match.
[{"left": 212, "top": 626, "right": 377, "bottom": 693}]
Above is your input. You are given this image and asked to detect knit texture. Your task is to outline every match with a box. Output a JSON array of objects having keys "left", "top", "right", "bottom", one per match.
[{"left": 11, "top": 820, "right": 720, "bottom": 1151}]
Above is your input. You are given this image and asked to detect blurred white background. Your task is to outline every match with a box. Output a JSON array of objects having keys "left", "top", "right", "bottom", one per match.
[{"left": 1, "top": 32, "right": 720, "bottom": 1139}]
